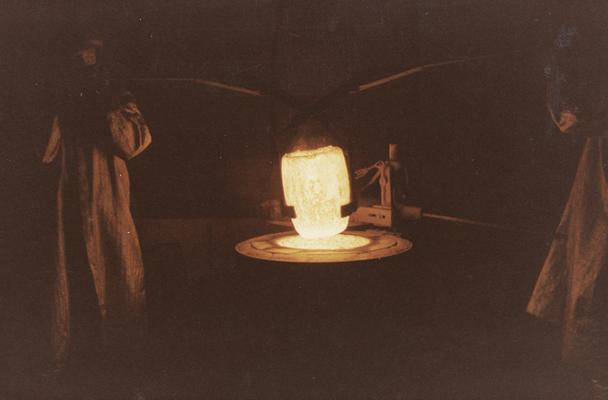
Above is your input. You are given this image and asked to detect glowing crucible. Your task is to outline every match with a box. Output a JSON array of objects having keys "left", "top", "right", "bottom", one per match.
[{"left": 281, "top": 145, "right": 351, "bottom": 239}]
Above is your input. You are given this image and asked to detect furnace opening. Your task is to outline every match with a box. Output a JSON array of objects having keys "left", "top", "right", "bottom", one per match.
[{"left": 275, "top": 233, "right": 371, "bottom": 250}]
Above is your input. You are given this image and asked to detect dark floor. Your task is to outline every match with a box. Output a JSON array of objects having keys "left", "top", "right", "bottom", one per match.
[{"left": 1, "top": 218, "right": 591, "bottom": 399}]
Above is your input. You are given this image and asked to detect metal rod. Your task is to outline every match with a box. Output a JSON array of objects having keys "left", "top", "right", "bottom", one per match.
[
  {"left": 353, "top": 53, "right": 507, "bottom": 93},
  {"left": 422, "top": 211, "right": 547, "bottom": 235},
  {"left": 193, "top": 79, "right": 262, "bottom": 97},
  {"left": 129, "top": 78, "right": 262, "bottom": 97},
  {"left": 355, "top": 60, "right": 462, "bottom": 92}
]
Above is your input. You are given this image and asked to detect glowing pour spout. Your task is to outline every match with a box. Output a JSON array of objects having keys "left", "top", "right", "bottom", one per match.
[{"left": 281, "top": 145, "right": 351, "bottom": 239}]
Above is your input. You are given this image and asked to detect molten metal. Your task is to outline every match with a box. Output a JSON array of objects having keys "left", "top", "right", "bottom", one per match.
[
  {"left": 281, "top": 145, "right": 351, "bottom": 239},
  {"left": 276, "top": 234, "right": 370, "bottom": 250}
]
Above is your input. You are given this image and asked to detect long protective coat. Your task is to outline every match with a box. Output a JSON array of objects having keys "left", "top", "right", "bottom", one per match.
[
  {"left": 527, "top": 134, "right": 608, "bottom": 372},
  {"left": 527, "top": 23, "right": 608, "bottom": 374},
  {"left": 42, "top": 88, "right": 151, "bottom": 365}
]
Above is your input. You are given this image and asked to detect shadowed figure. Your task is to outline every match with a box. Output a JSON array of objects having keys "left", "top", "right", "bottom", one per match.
[
  {"left": 41, "top": 32, "right": 152, "bottom": 372},
  {"left": 527, "top": 5, "right": 608, "bottom": 398}
]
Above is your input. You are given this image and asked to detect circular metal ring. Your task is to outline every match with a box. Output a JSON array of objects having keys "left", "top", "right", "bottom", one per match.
[{"left": 235, "top": 229, "right": 412, "bottom": 263}]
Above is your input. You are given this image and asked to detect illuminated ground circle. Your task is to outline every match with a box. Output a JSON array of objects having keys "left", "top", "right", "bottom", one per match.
[
  {"left": 235, "top": 230, "right": 412, "bottom": 263},
  {"left": 276, "top": 234, "right": 371, "bottom": 250}
]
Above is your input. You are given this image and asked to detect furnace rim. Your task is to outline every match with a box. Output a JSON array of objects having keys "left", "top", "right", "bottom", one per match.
[{"left": 235, "top": 229, "right": 412, "bottom": 263}]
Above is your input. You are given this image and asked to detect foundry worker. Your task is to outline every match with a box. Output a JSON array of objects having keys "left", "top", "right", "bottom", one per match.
[
  {"left": 41, "top": 31, "right": 151, "bottom": 372},
  {"left": 527, "top": 10, "right": 608, "bottom": 398}
]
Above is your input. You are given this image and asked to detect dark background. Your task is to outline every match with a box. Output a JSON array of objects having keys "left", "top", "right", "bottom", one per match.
[
  {"left": 0, "top": 1, "right": 596, "bottom": 399},
  {"left": 1, "top": 0, "right": 583, "bottom": 227}
]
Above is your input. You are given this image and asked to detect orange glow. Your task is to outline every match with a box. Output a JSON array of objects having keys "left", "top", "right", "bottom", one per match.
[
  {"left": 281, "top": 145, "right": 351, "bottom": 239},
  {"left": 276, "top": 234, "right": 370, "bottom": 250}
]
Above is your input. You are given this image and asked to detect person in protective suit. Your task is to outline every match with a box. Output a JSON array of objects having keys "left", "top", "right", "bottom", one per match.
[
  {"left": 42, "top": 31, "right": 151, "bottom": 375},
  {"left": 527, "top": 5, "right": 608, "bottom": 398}
]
